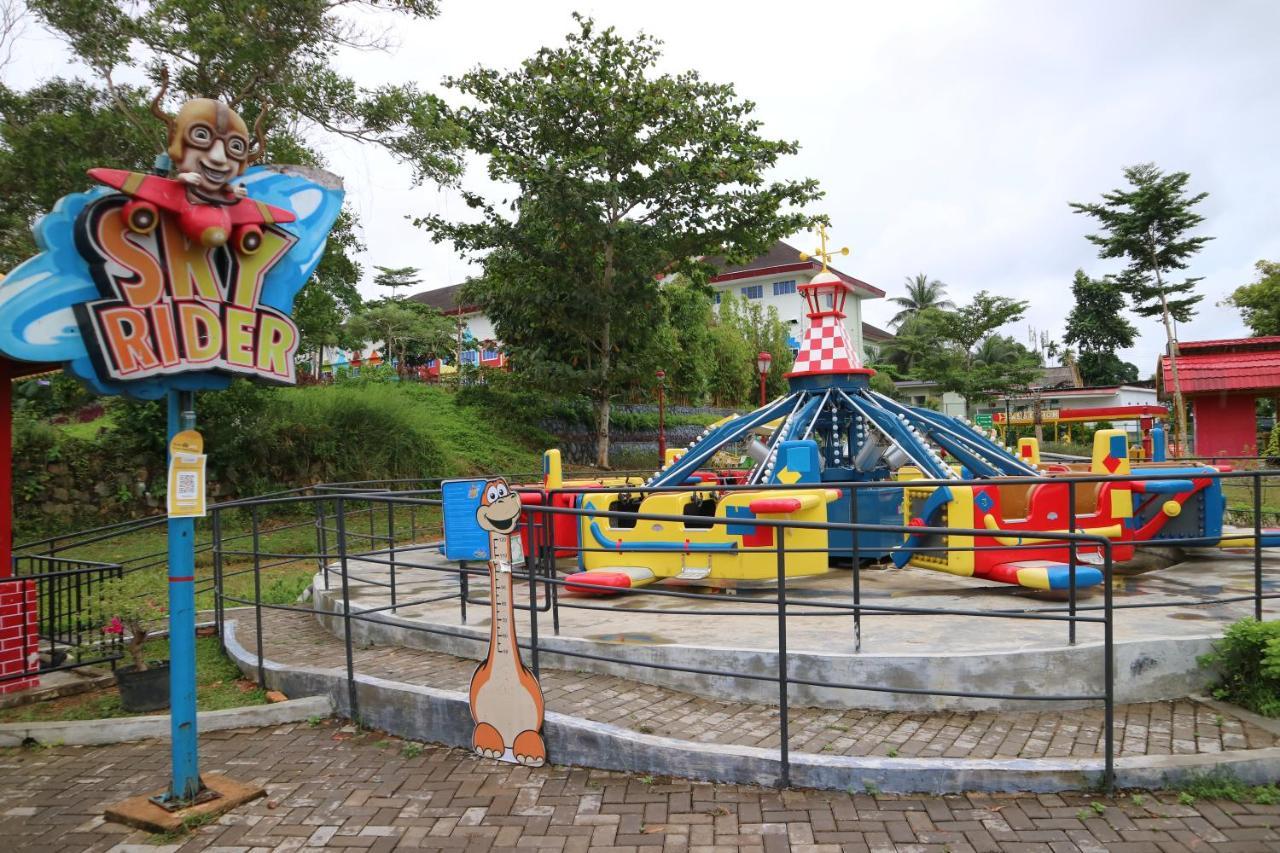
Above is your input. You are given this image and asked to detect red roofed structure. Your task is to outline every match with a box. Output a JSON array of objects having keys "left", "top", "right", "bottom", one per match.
[{"left": 1158, "top": 336, "right": 1280, "bottom": 456}]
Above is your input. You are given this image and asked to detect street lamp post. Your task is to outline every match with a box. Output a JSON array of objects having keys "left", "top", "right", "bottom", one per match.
[
  {"left": 757, "top": 351, "right": 772, "bottom": 408},
  {"left": 655, "top": 369, "right": 667, "bottom": 465}
]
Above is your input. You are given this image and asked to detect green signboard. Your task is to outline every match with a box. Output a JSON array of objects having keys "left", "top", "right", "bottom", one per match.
[{"left": 974, "top": 413, "right": 993, "bottom": 428}]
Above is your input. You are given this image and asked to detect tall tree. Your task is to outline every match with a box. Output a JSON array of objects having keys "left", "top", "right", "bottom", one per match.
[
  {"left": 345, "top": 300, "right": 454, "bottom": 372},
  {"left": 424, "top": 15, "right": 820, "bottom": 465},
  {"left": 293, "top": 211, "right": 365, "bottom": 372},
  {"left": 373, "top": 265, "right": 422, "bottom": 299},
  {"left": 1070, "top": 163, "right": 1211, "bottom": 453},
  {"left": 29, "top": 0, "right": 461, "bottom": 184},
  {"left": 888, "top": 273, "right": 954, "bottom": 328},
  {"left": 1225, "top": 260, "right": 1280, "bottom": 338},
  {"left": 887, "top": 293, "right": 1039, "bottom": 405},
  {"left": 1063, "top": 269, "right": 1140, "bottom": 386},
  {"left": 0, "top": 79, "right": 156, "bottom": 270}
]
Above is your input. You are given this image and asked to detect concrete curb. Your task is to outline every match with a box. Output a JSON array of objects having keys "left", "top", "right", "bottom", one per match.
[
  {"left": 221, "top": 619, "right": 1280, "bottom": 793},
  {"left": 309, "top": 575, "right": 1221, "bottom": 713},
  {"left": 0, "top": 694, "right": 332, "bottom": 748}
]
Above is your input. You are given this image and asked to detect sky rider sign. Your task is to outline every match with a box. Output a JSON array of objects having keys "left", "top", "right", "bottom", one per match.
[{"left": 0, "top": 98, "right": 342, "bottom": 399}]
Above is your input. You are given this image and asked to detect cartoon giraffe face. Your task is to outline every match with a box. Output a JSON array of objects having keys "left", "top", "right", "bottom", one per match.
[{"left": 475, "top": 479, "right": 522, "bottom": 535}]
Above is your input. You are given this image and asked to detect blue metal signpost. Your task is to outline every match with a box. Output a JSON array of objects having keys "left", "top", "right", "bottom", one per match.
[
  {"left": 0, "top": 98, "right": 343, "bottom": 824},
  {"left": 166, "top": 390, "right": 200, "bottom": 801}
]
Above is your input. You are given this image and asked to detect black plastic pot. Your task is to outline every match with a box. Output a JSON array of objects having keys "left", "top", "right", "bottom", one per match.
[{"left": 115, "top": 661, "right": 170, "bottom": 712}]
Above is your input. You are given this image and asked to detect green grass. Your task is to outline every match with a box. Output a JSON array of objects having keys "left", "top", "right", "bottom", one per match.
[
  {"left": 1171, "top": 768, "right": 1280, "bottom": 804},
  {"left": 53, "top": 409, "right": 116, "bottom": 440},
  {"left": 0, "top": 636, "right": 266, "bottom": 723}
]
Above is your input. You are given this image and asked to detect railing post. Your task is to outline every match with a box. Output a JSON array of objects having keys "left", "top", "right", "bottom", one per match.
[
  {"left": 459, "top": 561, "right": 469, "bottom": 624},
  {"left": 776, "top": 524, "right": 790, "bottom": 789},
  {"left": 849, "top": 483, "right": 861, "bottom": 653},
  {"left": 316, "top": 498, "right": 330, "bottom": 591},
  {"left": 1068, "top": 480, "right": 1077, "bottom": 646},
  {"left": 1254, "top": 472, "right": 1263, "bottom": 621},
  {"left": 1103, "top": 540, "right": 1115, "bottom": 792},
  {"left": 548, "top": 503, "right": 560, "bottom": 636},
  {"left": 212, "top": 508, "right": 224, "bottom": 654},
  {"left": 525, "top": 511, "right": 540, "bottom": 678},
  {"left": 387, "top": 498, "right": 397, "bottom": 614},
  {"left": 336, "top": 497, "right": 359, "bottom": 723},
  {"left": 252, "top": 505, "right": 265, "bottom": 689}
]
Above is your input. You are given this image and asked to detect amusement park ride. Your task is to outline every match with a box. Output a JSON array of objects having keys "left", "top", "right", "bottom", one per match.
[{"left": 445, "top": 226, "right": 1279, "bottom": 595}]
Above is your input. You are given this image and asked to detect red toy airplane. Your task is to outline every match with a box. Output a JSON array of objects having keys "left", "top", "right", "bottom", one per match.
[{"left": 87, "top": 168, "right": 296, "bottom": 253}]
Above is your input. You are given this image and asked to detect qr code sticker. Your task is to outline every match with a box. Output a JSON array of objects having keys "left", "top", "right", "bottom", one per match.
[{"left": 176, "top": 471, "right": 198, "bottom": 500}]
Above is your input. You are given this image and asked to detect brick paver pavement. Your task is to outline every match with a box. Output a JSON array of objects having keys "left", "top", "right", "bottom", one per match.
[
  {"left": 249, "top": 608, "right": 1279, "bottom": 760},
  {"left": 2, "top": 720, "right": 1278, "bottom": 852}
]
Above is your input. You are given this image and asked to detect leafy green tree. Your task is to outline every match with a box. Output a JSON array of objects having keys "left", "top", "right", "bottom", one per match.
[
  {"left": 345, "top": 300, "right": 455, "bottom": 372},
  {"left": 1070, "top": 163, "right": 1212, "bottom": 452},
  {"left": 0, "top": 79, "right": 156, "bottom": 270},
  {"left": 29, "top": 0, "right": 461, "bottom": 184},
  {"left": 659, "top": 282, "right": 715, "bottom": 404},
  {"left": 731, "top": 298, "right": 795, "bottom": 401},
  {"left": 373, "top": 265, "right": 422, "bottom": 300},
  {"left": 1063, "top": 269, "right": 1140, "bottom": 386},
  {"left": 293, "top": 210, "right": 364, "bottom": 372},
  {"left": 886, "top": 293, "right": 1038, "bottom": 405},
  {"left": 1225, "top": 260, "right": 1280, "bottom": 338},
  {"left": 889, "top": 273, "right": 954, "bottom": 329},
  {"left": 424, "top": 15, "right": 820, "bottom": 466}
]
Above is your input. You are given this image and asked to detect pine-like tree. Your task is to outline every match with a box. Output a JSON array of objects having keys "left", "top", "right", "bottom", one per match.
[{"left": 1070, "top": 163, "right": 1211, "bottom": 453}]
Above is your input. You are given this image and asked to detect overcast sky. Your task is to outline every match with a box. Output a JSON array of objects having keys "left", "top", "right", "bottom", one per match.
[{"left": 9, "top": 0, "right": 1280, "bottom": 375}]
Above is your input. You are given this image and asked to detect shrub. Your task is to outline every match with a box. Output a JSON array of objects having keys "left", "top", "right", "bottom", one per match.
[
  {"left": 1199, "top": 617, "right": 1280, "bottom": 717},
  {"left": 97, "top": 569, "right": 168, "bottom": 671}
]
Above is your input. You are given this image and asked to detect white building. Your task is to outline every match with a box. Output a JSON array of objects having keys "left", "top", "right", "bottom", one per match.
[
  {"left": 700, "top": 241, "right": 890, "bottom": 362},
  {"left": 407, "top": 241, "right": 892, "bottom": 365}
]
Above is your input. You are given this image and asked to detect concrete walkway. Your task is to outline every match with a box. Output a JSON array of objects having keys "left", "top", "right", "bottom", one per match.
[
  {"left": 2, "top": 720, "right": 1277, "bottom": 852},
  {"left": 250, "top": 608, "right": 1279, "bottom": 761}
]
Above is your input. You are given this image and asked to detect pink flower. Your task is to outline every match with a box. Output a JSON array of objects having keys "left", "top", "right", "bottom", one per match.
[{"left": 104, "top": 616, "right": 124, "bottom": 635}]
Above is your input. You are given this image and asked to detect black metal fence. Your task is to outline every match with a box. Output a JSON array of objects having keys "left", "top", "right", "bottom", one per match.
[
  {"left": 196, "top": 464, "right": 1280, "bottom": 791},
  {"left": 9, "top": 463, "right": 1278, "bottom": 790},
  {"left": 5, "top": 555, "right": 124, "bottom": 683}
]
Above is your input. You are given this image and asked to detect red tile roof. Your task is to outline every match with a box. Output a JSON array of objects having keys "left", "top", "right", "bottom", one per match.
[
  {"left": 1159, "top": 337, "right": 1280, "bottom": 395},
  {"left": 1177, "top": 335, "right": 1280, "bottom": 353},
  {"left": 704, "top": 241, "right": 886, "bottom": 298}
]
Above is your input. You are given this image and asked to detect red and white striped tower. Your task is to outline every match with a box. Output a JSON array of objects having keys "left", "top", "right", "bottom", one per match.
[{"left": 787, "top": 226, "right": 873, "bottom": 378}]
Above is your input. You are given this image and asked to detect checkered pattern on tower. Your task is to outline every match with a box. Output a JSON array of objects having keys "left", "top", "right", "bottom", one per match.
[{"left": 789, "top": 317, "right": 862, "bottom": 375}]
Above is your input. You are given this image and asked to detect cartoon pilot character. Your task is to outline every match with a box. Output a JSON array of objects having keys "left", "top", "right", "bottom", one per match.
[{"left": 87, "top": 86, "right": 294, "bottom": 252}]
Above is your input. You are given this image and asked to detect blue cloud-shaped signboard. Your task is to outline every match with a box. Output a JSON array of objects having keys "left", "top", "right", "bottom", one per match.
[{"left": 0, "top": 165, "right": 343, "bottom": 399}]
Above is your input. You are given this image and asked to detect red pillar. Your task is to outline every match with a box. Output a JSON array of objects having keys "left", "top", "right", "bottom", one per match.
[{"left": 0, "top": 359, "right": 11, "bottom": 580}]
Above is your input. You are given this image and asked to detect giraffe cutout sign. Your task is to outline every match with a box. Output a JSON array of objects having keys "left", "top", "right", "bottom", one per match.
[{"left": 450, "top": 477, "right": 547, "bottom": 766}]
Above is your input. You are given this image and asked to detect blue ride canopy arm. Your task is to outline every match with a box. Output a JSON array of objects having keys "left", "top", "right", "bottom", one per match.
[{"left": 647, "top": 394, "right": 798, "bottom": 488}]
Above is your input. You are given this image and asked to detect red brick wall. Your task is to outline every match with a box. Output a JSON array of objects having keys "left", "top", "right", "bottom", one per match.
[{"left": 0, "top": 579, "right": 38, "bottom": 694}]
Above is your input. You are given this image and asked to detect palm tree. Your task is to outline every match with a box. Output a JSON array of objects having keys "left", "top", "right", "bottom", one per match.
[{"left": 889, "top": 274, "right": 955, "bottom": 328}]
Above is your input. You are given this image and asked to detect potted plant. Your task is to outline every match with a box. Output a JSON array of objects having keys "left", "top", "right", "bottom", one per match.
[{"left": 98, "top": 570, "right": 170, "bottom": 712}]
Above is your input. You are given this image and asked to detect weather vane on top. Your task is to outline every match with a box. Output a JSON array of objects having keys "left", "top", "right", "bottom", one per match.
[{"left": 798, "top": 222, "right": 849, "bottom": 273}]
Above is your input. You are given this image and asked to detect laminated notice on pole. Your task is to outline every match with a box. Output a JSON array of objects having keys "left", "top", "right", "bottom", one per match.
[{"left": 167, "top": 430, "right": 207, "bottom": 518}]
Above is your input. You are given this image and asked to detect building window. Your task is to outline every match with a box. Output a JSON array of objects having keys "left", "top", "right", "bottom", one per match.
[
  {"left": 462, "top": 350, "right": 478, "bottom": 365},
  {"left": 773, "top": 280, "right": 796, "bottom": 296},
  {"left": 712, "top": 292, "right": 721, "bottom": 305},
  {"left": 742, "top": 284, "right": 763, "bottom": 300},
  {"left": 482, "top": 348, "right": 499, "bottom": 361}
]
